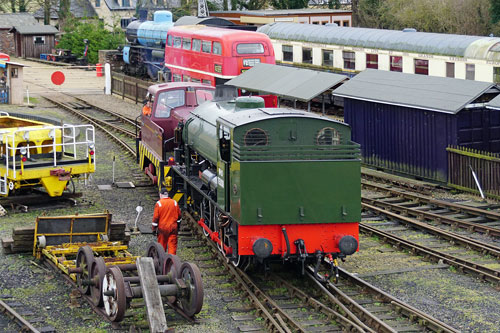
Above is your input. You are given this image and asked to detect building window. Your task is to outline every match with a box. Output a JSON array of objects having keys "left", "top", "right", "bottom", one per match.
[
  {"left": 414, "top": 59, "right": 428, "bottom": 75},
  {"left": 213, "top": 42, "right": 222, "bottom": 55},
  {"left": 343, "top": 51, "right": 355, "bottom": 70},
  {"left": 366, "top": 54, "right": 378, "bottom": 69},
  {"left": 282, "top": 45, "right": 293, "bottom": 62},
  {"left": 95, "top": 0, "right": 100, "bottom": 7},
  {"left": 466, "top": 64, "right": 475, "bottom": 80},
  {"left": 192, "top": 39, "right": 201, "bottom": 52},
  {"left": 122, "top": 0, "right": 129, "bottom": 6},
  {"left": 390, "top": 56, "right": 402, "bottom": 72},
  {"left": 322, "top": 49, "right": 333, "bottom": 67},
  {"left": 446, "top": 62, "right": 455, "bottom": 78},
  {"left": 33, "top": 36, "right": 45, "bottom": 45},
  {"left": 202, "top": 41, "right": 211, "bottom": 53},
  {"left": 334, "top": 21, "right": 340, "bottom": 26},
  {"left": 182, "top": 38, "right": 191, "bottom": 50},
  {"left": 343, "top": 21, "right": 349, "bottom": 27},
  {"left": 494, "top": 67, "right": 500, "bottom": 83},
  {"left": 302, "top": 47, "right": 312, "bottom": 64}
]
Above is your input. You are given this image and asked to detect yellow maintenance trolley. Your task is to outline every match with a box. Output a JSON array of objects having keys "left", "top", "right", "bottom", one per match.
[
  {"left": 0, "top": 112, "right": 95, "bottom": 197},
  {"left": 33, "top": 212, "right": 204, "bottom": 327}
]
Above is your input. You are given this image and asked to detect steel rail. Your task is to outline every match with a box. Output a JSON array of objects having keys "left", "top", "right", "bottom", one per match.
[
  {"left": 183, "top": 212, "right": 289, "bottom": 333},
  {"left": 327, "top": 266, "right": 460, "bottom": 333},
  {"left": 361, "top": 171, "right": 439, "bottom": 196},
  {"left": 360, "top": 223, "right": 500, "bottom": 283},
  {"left": 0, "top": 299, "right": 40, "bottom": 333},
  {"left": 43, "top": 96, "right": 137, "bottom": 158},
  {"left": 71, "top": 96, "right": 138, "bottom": 129},
  {"left": 362, "top": 202, "right": 500, "bottom": 258},
  {"left": 362, "top": 180, "right": 500, "bottom": 235}
]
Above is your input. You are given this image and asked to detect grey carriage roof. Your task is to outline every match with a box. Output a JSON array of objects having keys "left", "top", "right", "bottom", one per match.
[
  {"left": 257, "top": 22, "right": 500, "bottom": 58},
  {"left": 333, "top": 69, "right": 497, "bottom": 114},
  {"left": 225, "top": 63, "right": 347, "bottom": 102},
  {"left": 212, "top": 9, "right": 350, "bottom": 16}
]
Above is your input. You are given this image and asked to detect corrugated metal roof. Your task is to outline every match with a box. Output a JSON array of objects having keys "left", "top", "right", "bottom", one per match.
[
  {"left": 0, "top": 13, "right": 38, "bottom": 29},
  {"left": 333, "top": 69, "right": 496, "bottom": 114},
  {"left": 486, "top": 94, "right": 500, "bottom": 110},
  {"left": 225, "top": 63, "right": 347, "bottom": 102},
  {"left": 10, "top": 25, "right": 58, "bottom": 34},
  {"left": 258, "top": 22, "right": 500, "bottom": 59}
]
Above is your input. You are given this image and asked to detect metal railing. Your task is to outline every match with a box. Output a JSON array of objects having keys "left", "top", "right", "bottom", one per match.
[
  {"left": 111, "top": 72, "right": 150, "bottom": 104},
  {"left": 447, "top": 146, "right": 500, "bottom": 199},
  {"left": 0, "top": 124, "right": 95, "bottom": 195}
]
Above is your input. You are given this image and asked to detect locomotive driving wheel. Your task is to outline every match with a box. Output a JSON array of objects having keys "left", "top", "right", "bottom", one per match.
[
  {"left": 76, "top": 246, "right": 95, "bottom": 295},
  {"left": 179, "top": 262, "right": 204, "bottom": 317},
  {"left": 90, "top": 257, "right": 106, "bottom": 307},
  {"left": 102, "top": 266, "right": 127, "bottom": 322},
  {"left": 146, "top": 241, "right": 167, "bottom": 275}
]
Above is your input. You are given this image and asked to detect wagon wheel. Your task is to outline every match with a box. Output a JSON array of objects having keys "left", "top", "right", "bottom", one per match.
[
  {"left": 162, "top": 254, "right": 182, "bottom": 283},
  {"left": 76, "top": 246, "right": 95, "bottom": 295},
  {"left": 90, "top": 257, "right": 106, "bottom": 307},
  {"left": 179, "top": 262, "right": 204, "bottom": 317},
  {"left": 146, "top": 241, "right": 167, "bottom": 275},
  {"left": 102, "top": 266, "right": 127, "bottom": 322}
]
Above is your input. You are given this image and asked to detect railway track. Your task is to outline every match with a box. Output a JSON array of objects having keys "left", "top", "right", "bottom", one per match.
[
  {"left": 0, "top": 297, "right": 48, "bottom": 332},
  {"left": 182, "top": 211, "right": 458, "bottom": 332},
  {"left": 42, "top": 95, "right": 138, "bottom": 158}
]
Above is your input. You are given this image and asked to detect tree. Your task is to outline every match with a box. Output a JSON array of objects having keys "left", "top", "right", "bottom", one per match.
[
  {"left": 271, "top": 0, "right": 308, "bottom": 9},
  {"left": 491, "top": 0, "right": 500, "bottom": 24},
  {"left": 237, "top": 0, "right": 267, "bottom": 10},
  {"left": 328, "top": 0, "right": 340, "bottom": 9},
  {"left": 57, "top": 19, "right": 125, "bottom": 64}
]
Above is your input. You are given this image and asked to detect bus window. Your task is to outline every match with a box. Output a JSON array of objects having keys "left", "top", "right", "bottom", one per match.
[
  {"left": 202, "top": 79, "right": 211, "bottom": 85},
  {"left": 183, "top": 75, "right": 190, "bottom": 82},
  {"left": 173, "top": 74, "right": 182, "bottom": 82},
  {"left": 191, "top": 77, "right": 201, "bottom": 83},
  {"left": 167, "top": 35, "right": 172, "bottom": 46},
  {"left": 192, "top": 39, "right": 201, "bottom": 52},
  {"left": 237, "top": 43, "right": 264, "bottom": 54},
  {"left": 173, "top": 36, "right": 182, "bottom": 48},
  {"left": 182, "top": 38, "right": 191, "bottom": 50},
  {"left": 202, "top": 41, "right": 211, "bottom": 53},
  {"left": 196, "top": 89, "right": 214, "bottom": 104},
  {"left": 213, "top": 41, "right": 222, "bottom": 55}
]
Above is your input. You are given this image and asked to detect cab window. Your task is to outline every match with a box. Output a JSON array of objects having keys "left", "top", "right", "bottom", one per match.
[
  {"left": 195, "top": 89, "right": 214, "bottom": 104},
  {"left": 155, "top": 89, "right": 185, "bottom": 118},
  {"left": 213, "top": 41, "right": 222, "bottom": 55},
  {"left": 167, "top": 35, "right": 172, "bottom": 46}
]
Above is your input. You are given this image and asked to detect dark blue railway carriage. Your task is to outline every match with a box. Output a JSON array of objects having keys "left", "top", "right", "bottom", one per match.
[{"left": 334, "top": 69, "right": 500, "bottom": 182}]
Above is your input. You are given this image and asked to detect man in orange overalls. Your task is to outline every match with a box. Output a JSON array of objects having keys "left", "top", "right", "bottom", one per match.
[{"left": 152, "top": 190, "right": 181, "bottom": 254}]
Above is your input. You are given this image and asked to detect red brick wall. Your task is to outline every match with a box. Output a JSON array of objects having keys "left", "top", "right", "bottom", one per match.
[{"left": 0, "top": 29, "right": 15, "bottom": 55}]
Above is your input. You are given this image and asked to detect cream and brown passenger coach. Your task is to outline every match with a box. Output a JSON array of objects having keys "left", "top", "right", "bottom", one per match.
[{"left": 258, "top": 22, "right": 500, "bottom": 83}]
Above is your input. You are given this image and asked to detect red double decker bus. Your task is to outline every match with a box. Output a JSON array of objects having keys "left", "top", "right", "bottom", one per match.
[{"left": 164, "top": 25, "right": 276, "bottom": 105}]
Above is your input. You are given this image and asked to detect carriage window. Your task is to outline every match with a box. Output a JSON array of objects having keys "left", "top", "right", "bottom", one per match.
[
  {"left": 322, "top": 49, "right": 333, "bottom": 67},
  {"left": 302, "top": 47, "right": 312, "bottom": 64},
  {"left": 366, "top": 54, "right": 378, "bottom": 69},
  {"left": 155, "top": 89, "right": 185, "bottom": 118},
  {"left": 173, "top": 37, "right": 182, "bottom": 48},
  {"left": 213, "top": 41, "right": 222, "bottom": 55},
  {"left": 182, "top": 38, "right": 191, "bottom": 50},
  {"left": 283, "top": 45, "right": 293, "bottom": 61},
  {"left": 414, "top": 59, "right": 428, "bottom": 75},
  {"left": 466, "top": 64, "right": 475, "bottom": 80},
  {"left": 343, "top": 51, "right": 355, "bottom": 70},
  {"left": 202, "top": 41, "right": 211, "bottom": 53},
  {"left": 167, "top": 35, "right": 172, "bottom": 46},
  {"left": 192, "top": 39, "right": 201, "bottom": 52},
  {"left": 236, "top": 43, "right": 264, "bottom": 54},
  {"left": 316, "top": 127, "right": 341, "bottom": 146},
  {"left": 390, "top": 56, "right": 402, "bottom": 72},
  {"left": 244, "top": 128, "right": 268, "bottom": 146}
]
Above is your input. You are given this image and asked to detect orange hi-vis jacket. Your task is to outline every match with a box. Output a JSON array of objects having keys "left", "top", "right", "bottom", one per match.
[
  {"left": 152, "top": 197, "right": 181, "bottom": 254},
  {"left": 142, "top": 104, "right": 152, "bottom": 116}
]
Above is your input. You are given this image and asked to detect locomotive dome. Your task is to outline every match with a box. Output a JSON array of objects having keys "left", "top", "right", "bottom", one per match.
[{"left": 258, "top": 22, "right": 500, "bottom": 61}]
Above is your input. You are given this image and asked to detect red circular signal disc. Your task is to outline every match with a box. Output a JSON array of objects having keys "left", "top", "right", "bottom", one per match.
[{"left": 51, "top": 71, "right": 65, "bottom": 85}]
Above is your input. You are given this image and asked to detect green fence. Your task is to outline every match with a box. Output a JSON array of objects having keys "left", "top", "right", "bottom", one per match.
[
  {"left": 447, "top": 146, "right": 500, "bottom": 199},
  {"left": 111, "top": 72, "right": 150, "bottom": 104}
]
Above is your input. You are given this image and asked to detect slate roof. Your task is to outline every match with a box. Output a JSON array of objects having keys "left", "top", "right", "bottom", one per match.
[
  {"left": 10, "top": 25, "right": 58, "bottom": 34},
  {"left": 333, "top": 69, "right": 498, "bottom": 114},
  {"left": 0, "top": 13, "right": 38, "bottom": 29},
  {"left": 225, "top": 63, "right": 348, "bottom": 102},
  {"left": 104, "top": 0, "right": 137, "bottom": 10},
  {"left": 33, "top": 0, "right": 97, "bottom": 19}
]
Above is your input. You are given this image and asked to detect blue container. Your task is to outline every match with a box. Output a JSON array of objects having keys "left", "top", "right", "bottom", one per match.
[{"left": 40, "top": 54, "right": 47, "bottom": 60}]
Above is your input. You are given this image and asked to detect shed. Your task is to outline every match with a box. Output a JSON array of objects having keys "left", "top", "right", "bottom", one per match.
[
  {"left": 0, "top": 13, "right": 39, "bottom": 56},
  {"left": 333, "top": 69, "right": 500, "bottom": 182},
  {"left": 9, "top": 25, "right": 58, "bottom": 59},
  {"left": 1, "top": 61, "right": 26, "bottom": 104}
]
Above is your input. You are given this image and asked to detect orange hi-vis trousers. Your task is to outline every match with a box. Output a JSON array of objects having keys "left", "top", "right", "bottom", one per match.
[{"left": 157, "top": 223, "right": 178, "bottom": 255}]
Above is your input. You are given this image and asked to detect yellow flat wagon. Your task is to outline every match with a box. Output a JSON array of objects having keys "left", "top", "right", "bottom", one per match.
[{"left": 0, "top": 112, "right": 96, "bottom": 197}]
